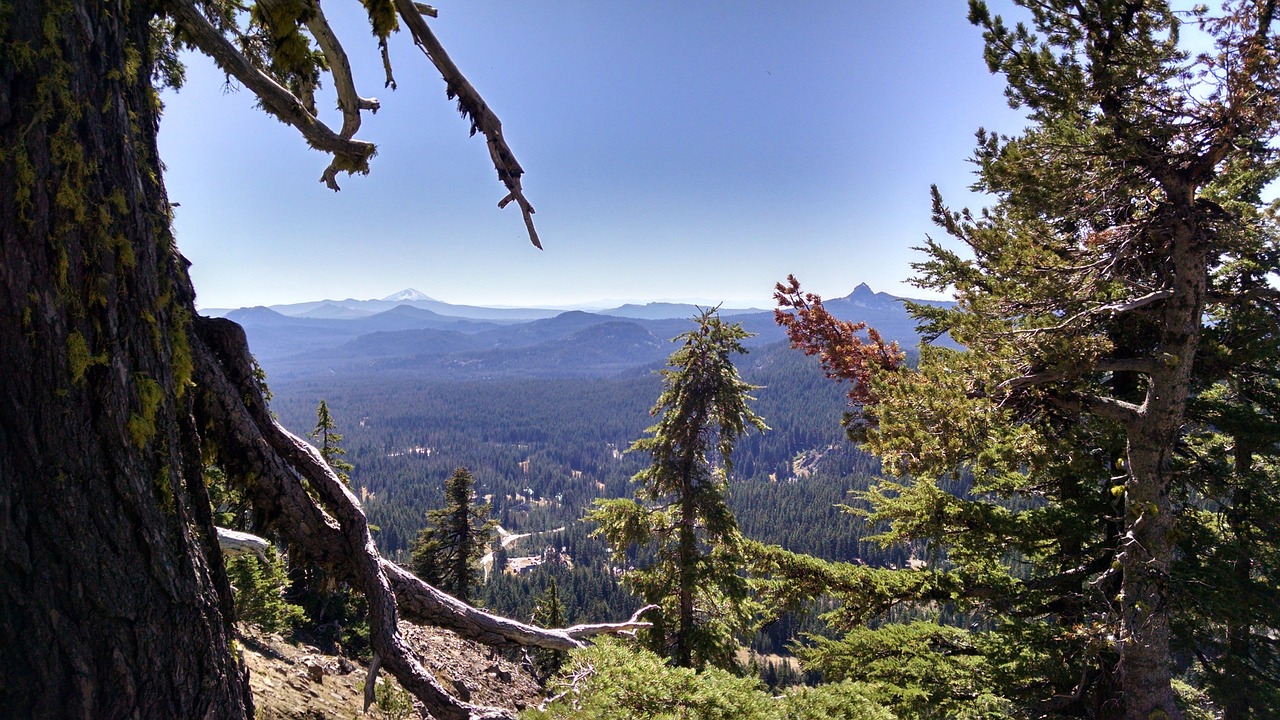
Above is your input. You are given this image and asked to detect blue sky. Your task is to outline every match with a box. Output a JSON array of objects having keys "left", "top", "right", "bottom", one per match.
[{"left": 159, "top": 1, "right": 1025, "bottom": 311}]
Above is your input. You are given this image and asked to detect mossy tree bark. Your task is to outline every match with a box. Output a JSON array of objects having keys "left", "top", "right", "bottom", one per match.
[
  {"left": 0, "top": 0, "right": 252, "bottom": 716},
  {"left": 0, "top": 2, "right": 653, "bottom": 716}
]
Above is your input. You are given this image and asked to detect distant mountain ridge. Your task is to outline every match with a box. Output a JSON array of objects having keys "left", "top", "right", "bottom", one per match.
[
  {"left": 203, "top": 288, "right": 768, "bottom": 321},
  {"left": 217, "top": 285, "right": 952, "bottom": 382}
]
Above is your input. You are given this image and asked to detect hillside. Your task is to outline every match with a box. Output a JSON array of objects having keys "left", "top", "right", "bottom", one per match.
[
  {"left": 231, "top": 284, "right": 945, "bottom": 381},
  {"left": 239, "top": 622, "right": 540, "bottom": 719}
]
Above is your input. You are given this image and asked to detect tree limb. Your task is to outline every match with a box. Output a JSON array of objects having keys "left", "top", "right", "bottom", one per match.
[
  {"left": 1095, "top": 289, "right": 1172, "bottom": 315},
  {"left": 1009, "top": 288, "right": 1172, "bottom": 337},
  {"left": 165, "top": 0, "right": 376, "bottom": 190},
  {"left": 1081, "top": 394, "right": 1143, "bottom": 425},
  {"left": 392, "top": 0, "right": 541, "bottom": 248},
  {"left": 304, "top": 3, "right": 380, "bottom": 140},
  {"left": 190, "top": 316, "right": 650, "bottom": 718},
  {"left": 1000, "top": 369, "right": 1068, "bottom": 391},
  {"left": 1094, "top": 358, "right": 1162, "bottom": 375},
  {"left": 216, "top": 526, "right": 270, "bottom": 562}
]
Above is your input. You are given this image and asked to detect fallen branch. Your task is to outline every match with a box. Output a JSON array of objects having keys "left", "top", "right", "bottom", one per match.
[
  {"left": 392, "top": 0, "right": 541, "bottom": 248},
  {"left": 216, "top": 527, "right": 270, "bottom": 562},
  {"left": 191, "top": 316, "right": 650, "bottom": 718}
]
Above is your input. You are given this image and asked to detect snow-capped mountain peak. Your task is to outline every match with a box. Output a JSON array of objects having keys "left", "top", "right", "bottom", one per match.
[{"left": 381, "top": 288, "right": 435, "bottom": 302}]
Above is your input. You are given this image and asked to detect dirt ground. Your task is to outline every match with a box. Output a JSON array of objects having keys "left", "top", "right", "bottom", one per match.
[{"left": 239, "top": 622, "right": 542, "bottom": 719}]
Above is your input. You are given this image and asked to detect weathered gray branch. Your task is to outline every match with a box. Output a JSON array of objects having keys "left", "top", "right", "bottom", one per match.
[
  {"left": 1000, "top": 369, "right": 1067, "bottom": 391},
  {"left": 304, "top": 3, "right": 380, "bottom": 140},
  {"left": 379, "top": 38, "right": 398, "bottom": 90},
  {"left": 1094, "top": 358, "right": 1162, "bottom": 375},
  {"left": 165, "top": 0, "right": 376, "bottom": 190},
  {"left": 392, "top": 0, "right": 542, "bottom": 248},
  {"left": 1096, "top": 289, "right": 1173, "bottom": 315},
  {"left": 382, "top": 561, "right": 653, "bottom": 650},
  {"left": 216, "top": 527, "right": 270, "bottom": 562},
  {"left": 191, "top": 316, "right": 650, "bottom": 719},
  {"left": 1010, "top": 289, "right": 1173, "bottom": 337},
  {"left": 1081, "top": 394, "right": 1143, "bottom": 425}
]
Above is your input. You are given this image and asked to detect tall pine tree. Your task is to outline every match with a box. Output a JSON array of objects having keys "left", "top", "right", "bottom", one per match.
[
  {"left": 590, "top": 309, "right": 767, "bottom": 669},
  {"left": 410, "top": 468, "right": 496, "bottom": 604},
  {"left": 771, "top": 3, "right": 1280, "bottom": 719},
  {"left": 311, "top": 399, "right": 353, "bottom": 485}
]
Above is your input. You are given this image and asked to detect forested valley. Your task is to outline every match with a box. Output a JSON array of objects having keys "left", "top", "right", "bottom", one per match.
[
  {"left": 6, "top": 0, "right": 1280, "bottom": 718},
  {"left": 258, "top": 307, "right": 893, "bottom": 654}
]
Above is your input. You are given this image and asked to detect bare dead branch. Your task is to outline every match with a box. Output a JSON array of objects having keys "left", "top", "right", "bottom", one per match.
[
  {"left": 1082, "top": 394, "right": 1143, "bottom": 425},
  {"left": 1000, "top": 369, "right": 1068, "bottom": 391},
  {"left": 392, "top": 0, "right": 542, "bottom": 248},
  {"left": 382, "top": 562, "right": 653, "bottom": 649},
  {"left": 380, "top": 38, "right": 398, "bottom": 90},
  {"left": 165, "top": 0, "right": 376, "bottom": 190},
  {"left": 363, "top": 652, "right": 382, "bottom": 713},
  {"left": 1094, "top": 358, "right": 1162, "bottom": 375},
  {"left": 1096, "top": 289, "right": 1173, "bottom": 314},
  {"left": 1011, "top": 289, "right": 1172, "bottom": 337},
  {"left": 563, "top": 604, "right": 660, "bottom": 639},
  {"left": 305, "top": 3, "right": 380, "bottom": 139},
  {"left": 216, "top": 526, "right": 270, "bottom": 562}
]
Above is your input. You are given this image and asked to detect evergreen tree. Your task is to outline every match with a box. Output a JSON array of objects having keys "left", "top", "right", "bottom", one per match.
[
  {"left": 410, "top": 467, "right": 497, "bottom": 603},
  {"left": 590, "top": 309, "right": 767, "bottom": 669},
  {"left": 771, "top": 4, "right": 1280, "bottom": 719},
  {"left": 287, "top": 400, "right": 371, "bottom": 656},
  {"left": 531, "top": 577, "right": 567, "bottom": 680},
  {"left": 226, "top": 546, "right": 305, "bottom": 634},
  {"left": 311, "top": 399, "right": 353, "bottom": 485}
]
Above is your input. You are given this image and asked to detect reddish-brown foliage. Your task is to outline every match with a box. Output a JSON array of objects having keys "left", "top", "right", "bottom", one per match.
[{"left": 773, "top": 275, "right": 904, "bottom": 410}]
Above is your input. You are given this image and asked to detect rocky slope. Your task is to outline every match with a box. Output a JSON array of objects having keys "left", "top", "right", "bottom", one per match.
[{"left": 239, "top": 622, "right": 542, "bottom": 719}]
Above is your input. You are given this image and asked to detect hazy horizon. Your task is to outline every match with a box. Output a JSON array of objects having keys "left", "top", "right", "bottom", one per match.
[
  {"left": 197, "top": 280, "right": 905, "bottom": 313},
  {"left": 163, "top": 2, "right": 1024, "bottom": 312}
]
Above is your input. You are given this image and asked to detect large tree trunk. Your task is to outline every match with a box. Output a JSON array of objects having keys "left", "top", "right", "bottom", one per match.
[
  {"left": 0, "top": 0, "right": 251, "bottom": 716},
  {"left": 1117, "top": 212, "right": 1206, "bottom": 720},
  {"left": 676, "top": 482, "right": 696, "bottom": 668},
  {"left": 1120, "top": 429, "right": 1179, "bottom": 720}
]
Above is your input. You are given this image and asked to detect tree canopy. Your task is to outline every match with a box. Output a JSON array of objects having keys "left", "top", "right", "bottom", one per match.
[{"left": 773, "top": 2, "right": 1280, "bottom": 719}]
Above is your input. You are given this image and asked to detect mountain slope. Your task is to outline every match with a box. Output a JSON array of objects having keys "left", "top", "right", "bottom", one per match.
[{"left": 231, "top": 285, "right": 947, "bottom": 382}]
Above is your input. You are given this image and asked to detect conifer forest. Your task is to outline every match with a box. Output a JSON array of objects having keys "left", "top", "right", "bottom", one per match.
[{"left": 2, "top": 2, "right": 1280, "bottom": 720}]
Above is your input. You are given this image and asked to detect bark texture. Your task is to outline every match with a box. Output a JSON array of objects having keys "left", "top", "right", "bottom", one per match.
[
  {"left": 0, "top": 0, "right": 251, "bottom": 716},
  {"left": 1114, "top": 184, "right": 1209, "bottom": 720},
  {"left": 0, "top": 0, "right": 643, "bottom": 716}
]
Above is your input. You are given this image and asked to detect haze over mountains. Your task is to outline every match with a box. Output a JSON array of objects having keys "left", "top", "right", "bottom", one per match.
[
  {"left": 218, "top": 284, "right": 944, "bottom": 382},
  {"left": 202, "top": 288, "right": 770, "bottom": 322}
]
